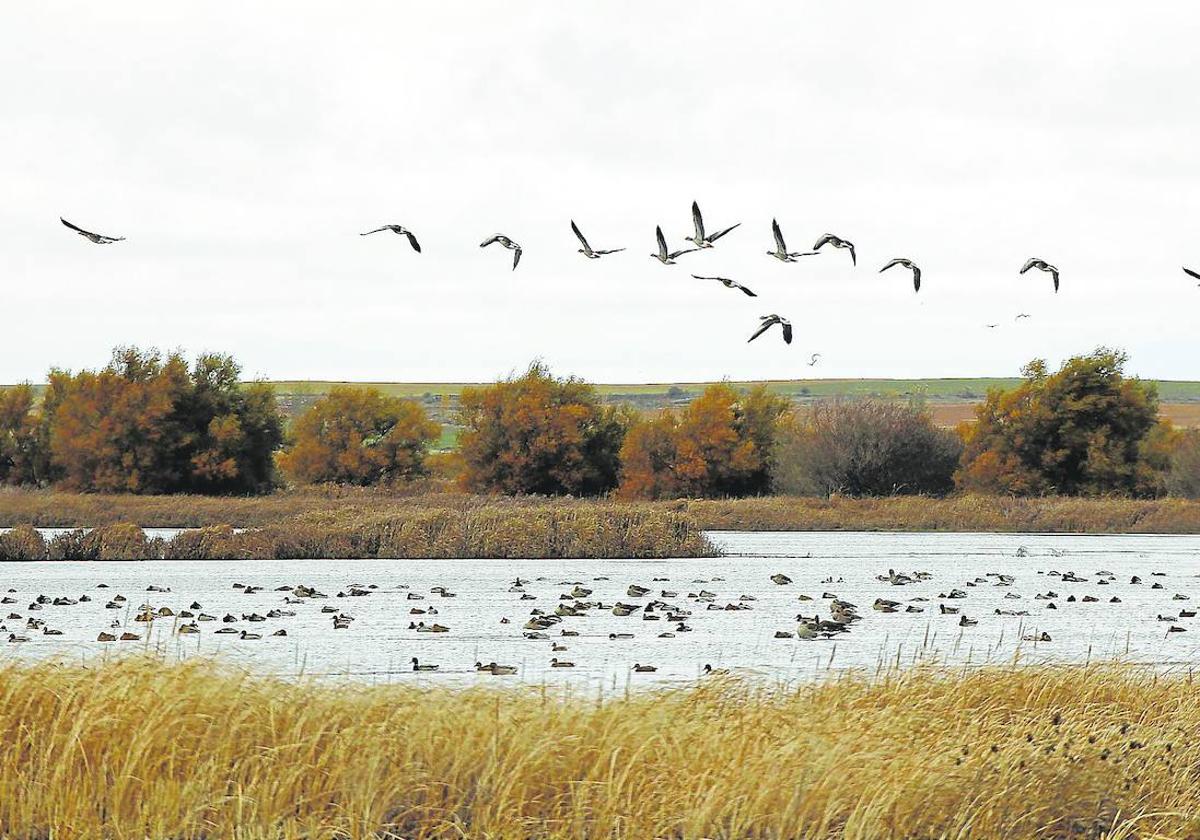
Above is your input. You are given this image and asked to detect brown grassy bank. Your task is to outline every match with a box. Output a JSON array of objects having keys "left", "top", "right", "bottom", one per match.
[
  {"left": 4, "top": 488, "right": 1200, "bottom": 534},
  {"left": 0, "top": 658, "right": 1197, "bottom": 838},
  {"left": 0, "top": 505, "right": 716, "bottom": 560}
]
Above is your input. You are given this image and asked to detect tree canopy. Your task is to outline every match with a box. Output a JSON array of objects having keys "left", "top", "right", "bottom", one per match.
[
  {"left": 279, "top": 386, "right": 440, "bottom": 485},
  {"left": 456, "top": 363, "right": 630, "bottom": 496},
  {"left": 957, "top": 349, "right": 1169, "bottom": 496}
]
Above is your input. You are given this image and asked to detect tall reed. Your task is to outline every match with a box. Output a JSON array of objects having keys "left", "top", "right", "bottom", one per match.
[{"left": 0, "top": 659, "right": 1196, "bottom": 838}]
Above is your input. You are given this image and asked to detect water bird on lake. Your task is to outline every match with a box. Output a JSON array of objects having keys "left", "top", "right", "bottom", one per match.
[
  {"left": 747, "top": 314, "right": 792, "bottom": 345},
  {"left": 550, "top": 657, "right": 574, "bottom": 668},
  {"left": 410, "top": 657, "right": 438, "bottom": 672},
  {"left": 632, "top": 663, "right": 658, "bottom": 673},
  {"left": 359, "top": 224, "right": 421, "bottom": 252},
  {"left": 702, "top": 664, "right": 729, "bottom": 676},
  {"left": 480, "top": 234, "right": 522, "bottom": 270},
  {"left": 770, "top": 573, "right": 792, "bottom": 585},
  {"left": 651, "top": 225, "right": 697, "bottom": 265},
  {"left": 685, "top": 201, "right": 740, "bottom": 249},
  {"left": 60, "top": 217, "right": 124, "bottom": 244},
  {"left": 766, "top": 219, "right": 817, "bottom": 262},
  {"left": 691, "top": 274, "right": 757, "bottom": 297},
  {"left": 1020, "top": 257, "right": 1060, "bottom": 292},
  {"left": 570, "top": 220, "right": 624, "bottom": 258},
  {"left": 880, "top": 257, "right": 921, "bottom": 292},
  {"left": 813, "top": 233, "right": 857, "bottom": 265}
]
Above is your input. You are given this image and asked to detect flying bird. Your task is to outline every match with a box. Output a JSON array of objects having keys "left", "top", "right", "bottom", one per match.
[
  {"left": 360, "top": 224, "right": 421, "bottom": 252},
  {"left": 1184, "top": 266, "right": 1200, "bottom": 282},
  {"left": 766, "top": 219, "right": 817, "bottom": 262},
  {"left": 651, "top": 225, "right": 697, "bottom": 265},
  {"left": 813, "top": 233, "right": 856, "bottom": 265},
  {"left": 985, "top": 323, "right": 999, "bottom": 329},
  {"left": 879, "top": 257, "right": 921, "bottom": 292},
  {"left": 747, "top": 314, "right": 792, "bottom": 345},
  {"left": 570, "top": 221, "right": 624, "bottom": 259},
  {"left": 692, "top": 274, "right": 756, "bottom": 297},
  {"left": 685, "top": 201, "right": 740, "bottom": 249},
  {"left": 481, "top": 234, "right": 522, "bottom": 270},
  {"left": 60, "top": 217, "right": 124, "bottom": 244},
  {"left": 808, "top": 353, "right": 821, "bottom": 366},
  {"left": 1015, "top": 313, "right": 1031, "bottom": 320},
  {"left": 1020, "top": 257, "right": 1060, "bottom": 292}
]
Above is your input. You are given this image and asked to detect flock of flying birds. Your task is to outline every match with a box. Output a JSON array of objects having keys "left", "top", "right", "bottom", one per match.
[{"left": 60, "top": 209, "right": 1200, "bottom": 347}]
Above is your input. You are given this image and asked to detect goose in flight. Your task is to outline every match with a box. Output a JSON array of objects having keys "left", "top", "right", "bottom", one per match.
[
  {"left": 1015, "top": 313, "right": 1031, "bottom": 320},
  {"left": 571, "top": 221, "right": 624, "bottom": 259},
  {"left": 813, "top": 233, "right": 856, "bottom": 265},
  {"left": 767, "top": 219, "right": 817, "bottom": 262},
  {"left": 880, "top": 257, "right": 921, "bottom": 292},
  {"left": 651, "top": 225, "right": 696, "bottom": 265},
  {"left": 747, "top": 314, "right": 792, "bottom": 345},
  {"left": 60, "top": 217, "right": 124, "bottom": 244},
  {"left": 481, "top": 234, "right": 522, "bottom": 270},
  {"left": 685, "top": 201, "right": 740, "bottom": 249},
  {"left": 808, "top": 353, "right": 821, "bottom": 367},
  {"left": 691, "top": 274, "right": 756, "bottom": 297},
  {"left": 1184, "top": 267, "right": 1200, "bottom": 283},
  {"left": 360, "top": 224, "right": 421, "bottom": 252},
  {"left": 1020, "top": 257, "right": 1059, "bottom": 292}
]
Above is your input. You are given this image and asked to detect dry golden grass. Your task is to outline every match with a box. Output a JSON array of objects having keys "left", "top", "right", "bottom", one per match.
[
  {"left": 6, "top": 488, "right": 1200, "bottom": 535},
  {"left": 1, "top": 659, "right": 1199, "bottom": 838}
]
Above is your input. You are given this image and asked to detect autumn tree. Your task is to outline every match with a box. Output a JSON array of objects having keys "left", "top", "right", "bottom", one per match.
[
  {"left": 457, "top": 363, "right": 630, "bottom": 496},
  {"left": 43, "top": 347, "right": 284, "bottom": 494},
  {"left": 279, "top": 386, "right": 440, "bottom": 485},
  {"left": 619, "top": 383, "right": 789, "bottom": 499},
  {"left": 0, "top": 385, "right": 47, "bottom": 486},
  {"left": 957, "top": 349, "right": 1166, "bottom": 496},
  {"left": 773, "top": 399, "right": 962, "bottom": 497}
]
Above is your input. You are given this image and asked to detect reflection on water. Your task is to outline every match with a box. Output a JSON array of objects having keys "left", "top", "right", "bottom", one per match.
[{"left": 1, "top": 530, "right": 1199, "bottom": 688}]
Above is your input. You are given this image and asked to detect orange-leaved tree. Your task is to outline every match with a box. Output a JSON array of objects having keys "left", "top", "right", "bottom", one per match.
[
  {"left": 457, "top": 363, "right": 630, "bottom": 496},
  {"left": 619, "top": 383, "right": 789, "bottom": 499},
  {"left": 279, "top": 386, "right": 440, "bottom": 486}
]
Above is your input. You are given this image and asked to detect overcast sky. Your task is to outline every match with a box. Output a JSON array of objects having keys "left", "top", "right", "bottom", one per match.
[{"left": 2, "top": 2, "right": 1197, "bottom": 385}]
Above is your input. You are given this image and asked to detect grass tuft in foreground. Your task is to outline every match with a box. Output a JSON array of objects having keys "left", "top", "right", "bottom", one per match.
[{"left": 1, "top": 659, "right": 1199, "bottom": 838}]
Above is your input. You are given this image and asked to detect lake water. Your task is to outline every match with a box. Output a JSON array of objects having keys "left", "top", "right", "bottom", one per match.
[{"left": 2, "top": 531, "right": 1199, "bottom": 688}]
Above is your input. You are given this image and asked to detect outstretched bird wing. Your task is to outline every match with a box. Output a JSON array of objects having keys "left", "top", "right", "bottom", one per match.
[
  {"left": 692, "top": 201, "right": 706, "bottom": 241},
  {"left": 781, "top": 321, "right": 793, "bottom": 344},
  {"left": 847, "top": 243, "right": 856, "bottom": 265},
  {"left": 480, "top": 235, "right": 502, "bottom": 248},
  {"left": 595, "top": 248, "right": 625, "bottom": 255},
  {"left": 655, "top": 226, "right": 669, "bottom": 260},
  {"left": 404, "top": 231, "right": 422, "bottom": 253},
  {"left": 772, "top": 219, "right": 787, "bottom": 252},
  {"left": 911, "top": 264, "right": 921, "bottom": 293},
  {"left": 570, "top": 220, "right": 593, "bottom": 255},
  {"left": 668, "top": 247, "right": 698, "bottom": 259},
  {"left": 880, "top": 258, "right": 903, "bottom": 273},
  {"left": 1185, "top": 266, "right": 1200, "bottom": 280},
  {"left": 1050, "top": 267, "right": 1059, "bottom": 292},
  {"left": 812, "top": 233, "right": 834, "bottom": 250},
  {"left": 744, "top": 316, "right": 782, "bottom": 343},
  {"left": 707, "top": 222, "right": 741, "bottom": 243},
  {"left": 60, "top": 217, "right": 92, "bottom": 235},
  {"left": 512, "top": 247, "right": 522, "bottom": 271},
  {"left": 1019, "top": 258, "right": 1038, "bottom": 274},
  {"left": 360, "top": 227, "right": 390, "bottom": 236}
]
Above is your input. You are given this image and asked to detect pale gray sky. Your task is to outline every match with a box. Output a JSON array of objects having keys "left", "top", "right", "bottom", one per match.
[{"left": 2, "top": 1, "right": 1197, "bottom": 384}]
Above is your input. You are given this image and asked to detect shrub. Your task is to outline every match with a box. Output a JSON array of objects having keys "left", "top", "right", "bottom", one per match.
[
  {"left": 619, "top": 384, "right": 789, "bottom": 499},
  {"left": 457, "top": 363, "right": 630, "bottom": 496},
  {"left": 772, "top": 399, "right": 962, "bottom": 497},
  {"left": 279, "top": 387, "right": 440, "bottom": 486},
  {"left": 1168, "top": 429, "right": 1200, "bottom": 499},
  {"left": 0, "top": 385, "right": 47, "bottom": 487},
  {"left": 957, "top": 350, "right": 1166, "bottom": 496},
  {"left": 0, "top": 524, "right": 47, "bottom": 560}
]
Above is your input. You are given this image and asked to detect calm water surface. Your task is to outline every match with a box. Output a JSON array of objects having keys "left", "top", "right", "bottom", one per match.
[{"left": 2, "top": 531, "right": 1199, "bottom": 688}]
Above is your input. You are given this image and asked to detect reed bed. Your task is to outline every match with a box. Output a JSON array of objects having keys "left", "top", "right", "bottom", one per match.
[
  {"left": 0, "top": 658, "right": 1198, "bottom": 838},
  {"left": 5, "top": 487, "right": 1200, "bottom": 535},
  {"left": 0, "top": 506, "right": 716, "bottom": 560}
]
